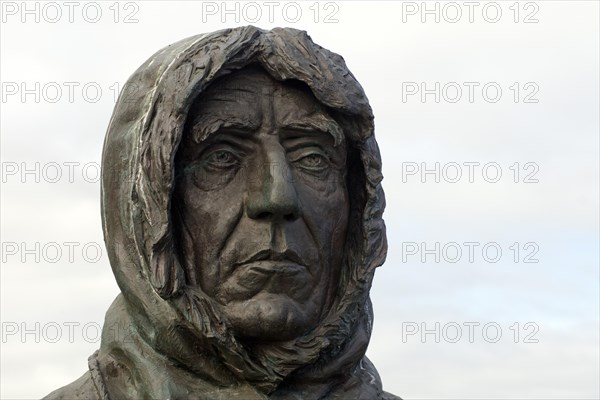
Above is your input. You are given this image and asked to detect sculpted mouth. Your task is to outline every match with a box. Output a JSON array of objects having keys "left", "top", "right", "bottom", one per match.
[
  {"left": 238, "top": 260, "right": 306, "bottom": 277},
  {"left": 234, "top": 248, "right": 305, "bottom": 268},
  {"left": 217, "top": 249, "right": 311, "bottom": 301}
]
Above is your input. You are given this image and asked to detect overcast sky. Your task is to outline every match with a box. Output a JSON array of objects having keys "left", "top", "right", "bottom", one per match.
[{"left": 1, "top": 1, "right": 599, "bottom": 399}]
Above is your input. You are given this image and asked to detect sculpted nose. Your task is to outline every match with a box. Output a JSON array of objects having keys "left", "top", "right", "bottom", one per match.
[{"left": 246, "top": 160, "right": 300, "bottom": 222}]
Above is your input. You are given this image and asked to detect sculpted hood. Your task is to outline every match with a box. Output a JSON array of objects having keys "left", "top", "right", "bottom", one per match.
[{"left": 46, "top": 26, "right": 393, "bottom": 400}]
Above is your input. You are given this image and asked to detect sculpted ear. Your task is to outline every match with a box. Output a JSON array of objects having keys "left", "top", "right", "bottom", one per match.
[{"left": 150, "top": 236, "right": 185, "bottom": 298}]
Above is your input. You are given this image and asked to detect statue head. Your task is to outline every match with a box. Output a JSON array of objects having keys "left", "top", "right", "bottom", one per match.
[
  {"left": 173, "top": 65, "right": 349, "bottom": 341},
  {"left": 81, "top": 26, "right": 392, "bottom": 398}
]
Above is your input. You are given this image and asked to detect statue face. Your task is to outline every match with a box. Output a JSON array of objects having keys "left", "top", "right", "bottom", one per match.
[{"left": 174, "top": 67, "right": 349, "bottom": 341}]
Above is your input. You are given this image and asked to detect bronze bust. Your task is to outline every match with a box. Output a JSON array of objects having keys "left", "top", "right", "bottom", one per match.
[{"left": 45, "top": 26, "right": 398, "bottom": 399}]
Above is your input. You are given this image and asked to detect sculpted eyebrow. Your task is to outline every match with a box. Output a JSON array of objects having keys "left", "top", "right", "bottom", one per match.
[
  {"left": 189, "top": 117, "right": 260, "bottom": 144},
  {"left": 280, "top": 117, "right": 344, "bottom": 147}
]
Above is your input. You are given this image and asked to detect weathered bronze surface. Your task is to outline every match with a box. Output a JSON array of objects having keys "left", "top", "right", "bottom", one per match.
[{"left": 45, "top": 26, "right": 398, "bottom": 399}]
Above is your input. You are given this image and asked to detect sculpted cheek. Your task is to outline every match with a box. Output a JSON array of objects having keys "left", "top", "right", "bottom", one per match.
[
  {"left": 296, "top": 168, "right": 347, "bottom": 211},
  {"left": 183, "top": 174, "right": 245, "bottom": 217},
  {"left": 297, "top": 176, "right": 348, "bottom": 250},
  {"left": 178, "top": 178, "right": 246, "bottom": 290}
]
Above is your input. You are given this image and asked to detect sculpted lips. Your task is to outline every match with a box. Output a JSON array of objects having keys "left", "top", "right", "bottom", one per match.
[
  {"left": 235, "top": 248, "right": 305, "bottom": 268},
  {"left": 216, "top": 249, "right": 312, "bottom": 302},
  {"left": 238, "top": 260, "right": 305, "bottom": 277}
]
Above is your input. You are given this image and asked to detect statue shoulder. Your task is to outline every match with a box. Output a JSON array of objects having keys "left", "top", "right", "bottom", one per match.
[
  {"left": 382, "top": 390, "right": 403, "bottom": 400},
  {"left": 42, "top": 371, "right": 100, "bottom": 400}
]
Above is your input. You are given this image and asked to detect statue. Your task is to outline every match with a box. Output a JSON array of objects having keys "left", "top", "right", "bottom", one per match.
[{"left": 45, "top": 26, "right": 398, "bottom": 399}]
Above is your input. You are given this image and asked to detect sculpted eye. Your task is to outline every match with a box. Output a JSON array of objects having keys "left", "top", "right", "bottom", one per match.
[
  {"left": 204, "top": 149, "right": 240, "bottom": 169},
  {"left": 295, "top": 152, "right": 328, "bottom": 172}
]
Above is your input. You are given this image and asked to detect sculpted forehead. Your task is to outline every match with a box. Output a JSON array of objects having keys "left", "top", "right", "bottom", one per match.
[{"left": 186, "top": 66, "right": 342, "bottom": 143}]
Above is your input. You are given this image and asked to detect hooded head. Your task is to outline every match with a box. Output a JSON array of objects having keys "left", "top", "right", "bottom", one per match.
[{"left": 98, "top": 26, "right": 389, "bottom": 399}]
